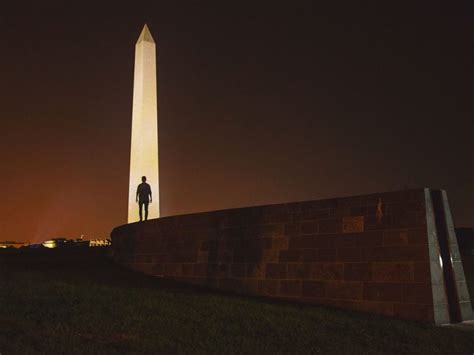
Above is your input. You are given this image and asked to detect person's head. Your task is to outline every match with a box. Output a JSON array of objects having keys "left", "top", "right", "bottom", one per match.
[{"left": 141, "top": 176, "right": 147, "bottom": 182}]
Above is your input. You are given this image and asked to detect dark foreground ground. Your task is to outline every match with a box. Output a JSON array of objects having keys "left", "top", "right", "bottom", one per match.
[{"left": 0, "top": 249, "right": 473, "bottom": 354}]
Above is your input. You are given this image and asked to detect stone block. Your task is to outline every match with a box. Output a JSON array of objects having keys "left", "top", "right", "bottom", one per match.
[
  {"left": 383, "top": 230, "right": 409, "bottom": 246},
  {"left": 258, "top": 279, "right": 279, "bottom": 296},
  {"left": 301, "top": 249, "right": 319, "bottom": 262},
  {"left": 310, "top": 208, "right": 331, "bottom": 219},
  {"left": 230, "top": 263, "right": 247, "bottom": 278},
  {"left": 356, "top": 231, "right": 383, "bottom": 247},
  {"left": 350, "top": 206, "right": 367, "bottom": 216},
  {"left": 200, "top": 241, "right": 217, "bottom": 252},
  {"left": 318, "top": 219, "right": 341, "bottom": 234},
  {"left": 456, "top": 281, "right": 472, "bottom": 302},
  {"left": 152, "top": 263, "right": 163, "bottom": 275},
  {"left": 295, "top": 208, "right": 330, "bottom": 221},
  {"left": 215, "top": 250, "right": 233, "bottom": 263},
  {"left": 413, "top": 262, "right": 431, "bottom": 282},
  {"left": 248, "top": 237, "right": 273, "bottom": 250},
  {"left": 241, "top": 278, "right": 259, "bottom": 294},
  {"left": 212, "top": 263, "right": 229, "bottom": 278},
  {"left": 372, "top": 262, "right": 413, "bottom": 282},
  {"left": 272, "top": 236, "right": 289, "bottom": 250},
  {"left": 301, "top": 234, "right": 335, "bottom": 248},
  {"left": 261, "top": 213, "right": 292, "bottom": 224},
  {"left": 431, "top": 283, "right": 447, "bottom": 305},
  {"left": 287, "top": 263, "right": 311, "bottom": 279},
  {"left": 317, "top": 248, "right": 337, "bottom": 262},
  {"left": 459, "top": 301, "right": 474, "bottom": 321},
  {"left": 233, "top": 248, "right": 262, "bottom": 263},
  {"left": 193, "top": 263, "right": 208, "bottom": 277},
  {"left": 391, "top": 211, "right": 419, "bottom": 229},
  {"left": 218, "top": 239, "right": 236, "bottom": 250},
  {"left": 302, "top": 281, "right": 326, "bottom": 298},
  {"left": 407, "top": 229, "right": 428, "bottom": 244},
  {"left": 247, "top": 263, "right": 266, "bottom": 278},
  {"left": 452, "top": 261, "right": 466, "bottom": 281},
  {"left": 329, "top": 207, "right": 351, "bottom": 218},
  {"left": 255, "top": 224, "right": 284, "bottom": 237},
  {"left": 335, "top": 234, "right": 357, "bottom": 248},
  {"left": 415, "top": 212, "right": 427, "bottom": 227},
  {"left": 289, "top": 235, "right": 316, "bottom": 249},
  {"left": 365, "top": 215, "right": 391, "bottom": 231},
  {"left": 402, "top": 283, "right": 433, "bottom": 304},
  {"left": 363, "top": 282, "right": 403, "bottom": 302},
  {"left": 262, "top": 249, "right": 279, "bottom": 262},
  {"left": 279, "top": 249, "right": 304, "bottom": 262},
  {"left": 449, "top": 246, "right": 461, "bottom": 262},
  {"left": 301, "top": 221, "right": 317, "bottom": 235},
  {"left": 325, "top": 282, "right": 363, "bottom": 300},
  {"left": 163, "top": 263, "right": 182, "bottom": 277},
  {"left": 279, "top": 280, "right": 302, "bottom": 297},
  {"left": 433, "top": 304, "right": 450, "bottom": 325},
  {"left": 361, "top": 246, "right": 428, "bottom": 262},
  {"left": 344, "top": 263, "right": 371, "bottom": 281},
  {"left": 366, "top": 205, "right": 378, "bottom": 216},
  {"left": 406, "top": 201, "right": 425, "bottom": 212},
  {"left": 337, "top": 248, "right": 362, "bottom": 262},
  {"left": 265, "top": 263, "right": 287, "bottom": 279},
  {"left": 431, "top": 266, "right": 447, "bottom": 294},
  {"left": 284, "top": 223, "right": 300, "bottom": 237},
  {"left": 220, "top": 228, "right": 244, "bottom": 240},
  {"left": 311, "top": 262, "right": 344, "bottom": 281}
]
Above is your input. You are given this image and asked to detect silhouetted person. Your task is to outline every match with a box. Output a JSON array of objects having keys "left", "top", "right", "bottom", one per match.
[{"left": 136, "top": 176, "right": 152, "bottom": 221}]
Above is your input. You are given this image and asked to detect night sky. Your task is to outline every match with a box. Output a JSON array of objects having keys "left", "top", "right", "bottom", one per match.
[{"left": 1, "top": 2, "right": 472, "bottom": 243}]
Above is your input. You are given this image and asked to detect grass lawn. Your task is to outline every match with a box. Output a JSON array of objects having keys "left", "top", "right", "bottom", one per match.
[{"left": 0, "top": 249, "right": 473, "bottom": 354}]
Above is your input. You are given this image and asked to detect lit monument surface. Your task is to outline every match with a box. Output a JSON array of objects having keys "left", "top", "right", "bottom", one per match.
[{"left": 128, "top": 25, "right": 160, "bottom": 222}]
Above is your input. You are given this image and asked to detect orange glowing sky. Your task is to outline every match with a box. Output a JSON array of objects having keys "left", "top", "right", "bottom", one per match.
[{"left": 0, "top": 3, "right": 472, "bottom": 243}]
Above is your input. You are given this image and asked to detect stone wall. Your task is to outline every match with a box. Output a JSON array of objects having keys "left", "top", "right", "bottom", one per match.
[{"left": 112, "top": 189, "right": 472, "bottom": 324}]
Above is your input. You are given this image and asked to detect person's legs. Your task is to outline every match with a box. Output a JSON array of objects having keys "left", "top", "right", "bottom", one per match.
[
  {"left": 144, "top": 201, "right": 149, "bottom": 220},
  {"left": 139, "top": 201, "right": 143, "bottom": 221}
]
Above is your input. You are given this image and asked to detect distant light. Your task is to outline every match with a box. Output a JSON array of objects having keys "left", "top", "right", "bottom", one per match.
[
  {"left": 89, "top": 239, "right": 111, "bottom": 247},
  {"left": 42, "top": 240, "right": 56, "bottom": 248},
  {"left": 439, "top": 254, "right": 443, "bottom": 269}
]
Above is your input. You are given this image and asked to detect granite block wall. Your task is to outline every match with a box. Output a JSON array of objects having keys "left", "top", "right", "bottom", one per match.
[{"left": 112, "top": 189, "right": 472, "bottom": 324}]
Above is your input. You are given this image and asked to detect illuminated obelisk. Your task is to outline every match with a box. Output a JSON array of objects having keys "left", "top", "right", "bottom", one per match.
[{"left": 128, "top": 24, "right": 160, "bottom": 222}]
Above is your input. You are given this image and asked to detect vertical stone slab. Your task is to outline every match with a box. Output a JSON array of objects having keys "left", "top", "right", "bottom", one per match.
[
  {"left": 441, "top": 190, "right": 473, "bottom": 321},
  {"left": 424, "top": 188, "right": 450, "bottom": 324}
]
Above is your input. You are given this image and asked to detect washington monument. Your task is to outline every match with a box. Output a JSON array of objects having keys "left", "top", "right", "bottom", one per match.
[{"left": 128, "top": 25, "right": 160, "bottom": 222}]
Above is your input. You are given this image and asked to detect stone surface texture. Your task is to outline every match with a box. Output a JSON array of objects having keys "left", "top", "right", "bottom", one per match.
[{"left": 113, "top": 189, "right": 472, "bottom": 323}]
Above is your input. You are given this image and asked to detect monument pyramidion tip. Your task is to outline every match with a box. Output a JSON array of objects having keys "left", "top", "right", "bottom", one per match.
[{"left": 137, "top": 24, "right": 155, "bottom": 44}]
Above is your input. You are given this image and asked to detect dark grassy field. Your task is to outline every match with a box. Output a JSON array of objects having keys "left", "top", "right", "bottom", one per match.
[{"left": 0, "top": 249, "right": 473, "bottom": 354}]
